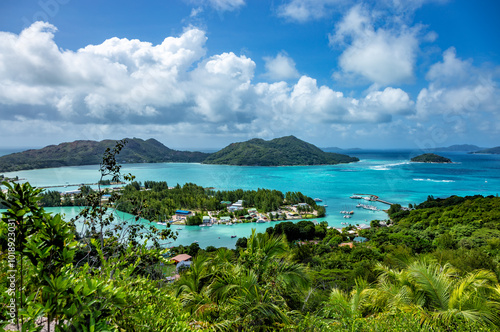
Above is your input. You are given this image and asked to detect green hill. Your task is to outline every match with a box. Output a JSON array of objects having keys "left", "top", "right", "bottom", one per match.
[
  {"left": 410, "top": 153, "right": 452, "bottom": 163},
  {"left": 0, "top": 138, "right": 209, "bottom": 172},
  {"left": 202, "top": 136, "right": 359, "bottom": 166}
]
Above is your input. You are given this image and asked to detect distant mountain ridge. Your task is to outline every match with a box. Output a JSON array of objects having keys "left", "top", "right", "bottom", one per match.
[
  {"left": 203, "top": 136, "right": 359, "bottom": 166},
  {"left": 470, "top": 146, "right": 500, "bottom": 154},
  {"left": 425, "top": 144, "right": 484, "bottom": 152},
  {"left": 0, "top": 138, "right": 209, "bottom": 173}
]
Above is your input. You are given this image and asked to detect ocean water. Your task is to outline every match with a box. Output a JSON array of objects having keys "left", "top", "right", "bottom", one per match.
[{"left": 2, "top": 150, "right": 499, "bottom": 248}]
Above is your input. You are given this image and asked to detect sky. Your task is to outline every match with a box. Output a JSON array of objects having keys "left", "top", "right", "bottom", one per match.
[{"left": 0, "top": 0, "right": 499, "bottom": 150}]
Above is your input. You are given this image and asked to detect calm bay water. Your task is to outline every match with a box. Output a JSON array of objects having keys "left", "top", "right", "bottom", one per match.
[{"left": 2, "top": 150, "right": 499, "bottom": 248}]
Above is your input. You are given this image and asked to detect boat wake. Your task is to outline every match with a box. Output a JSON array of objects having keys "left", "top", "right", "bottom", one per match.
[
  {"left": 369, "top": 161, "right": 410, "bottom": 170},
  {"left": 413, "top": 178, "right": 455, "bottom": 183}
]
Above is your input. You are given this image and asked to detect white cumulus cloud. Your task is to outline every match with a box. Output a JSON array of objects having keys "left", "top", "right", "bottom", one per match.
[
  {"left": 263, "top": 52, "right": 300, "bottom": 81},
  {"left": 330, "top": 5, "right": 420, "bottom": 86},
  {"left": 278, "top": 0, "right": 447, "bottom": 22},
  {"left": 416, "top": 47, "right": 499, "bottom": 119},
  {"left": 0, "top": 22, "right": 418, "bottom": 147}
]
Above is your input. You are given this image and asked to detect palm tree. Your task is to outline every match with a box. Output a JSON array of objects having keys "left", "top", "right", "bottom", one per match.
[
  {"left": 175, "top": 253, "right": 216, "bottom": 317},
  {"left": 211, "top": 267, "right": 293, "bottom": 331},
  {"left": 372, "top": 259, "right": 500, "bottom": 329},
  {"left": 321, "top": 278, "right": 374, "bottom": 330},
  {"left": 175, "top": 230, "right": 310, "bottom": 330}
]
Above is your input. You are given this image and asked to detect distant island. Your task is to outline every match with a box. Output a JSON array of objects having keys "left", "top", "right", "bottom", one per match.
[
  {"left": 411, "top": 153, "right": 452, "bottom": 163},
  {"left": 469, "top": 146, "right": 500, "bottom": 154},
  {"left": 425, "top": 144, "right": 483, "bottom": 152},
  {"left": 0, "top": 138, "right": 209, "bottom": 172},
  {"left": 0, "top": 136, "right": 360, "bottom": 172},
  {"left": 202, "top": 136, "right": 359, "bottom": 166}
]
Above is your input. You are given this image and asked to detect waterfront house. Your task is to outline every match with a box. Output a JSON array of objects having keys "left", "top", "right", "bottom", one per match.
[
  {"left": 357, "top": 223, "right": 371, "bottom": 230},
  {"left": 220, "top": 216, "right": 231, "bottom": 223},
  {"left": 175, "top": 210, "right": 192, "bottom": 217},
  {"left": 202, "top": 216, "right": 211, "bottom": 224}
]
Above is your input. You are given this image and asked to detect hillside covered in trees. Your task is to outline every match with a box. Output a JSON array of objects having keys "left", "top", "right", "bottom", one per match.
[
  {"left": 203, "top": 135, "right": 359, "bottom": 166},
  {"left": 0, "top": 138, "right": 209, "bottom": 172}
]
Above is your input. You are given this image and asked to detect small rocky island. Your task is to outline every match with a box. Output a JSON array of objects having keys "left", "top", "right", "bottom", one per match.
[{"left": 411, "top": 153, "right": 452, "bottom": 163}]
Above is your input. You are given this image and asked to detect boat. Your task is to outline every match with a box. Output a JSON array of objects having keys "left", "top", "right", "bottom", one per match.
[
  {"left": 157, "top": 222, "right": 167, "bottom": 226},
  {"left": 231, "top": 235, "right": 237, "bottom": 238},
  {"left": 314, "top": 198, "right": 322, "bottom": 202},
  {"left": 350, "top": 195, "right": 362, "bottom": 199},
  {"left": 176, "top": 227, "right": 183, "bottom": 230}
]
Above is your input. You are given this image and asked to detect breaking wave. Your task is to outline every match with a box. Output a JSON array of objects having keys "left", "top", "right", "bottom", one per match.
[{"left": 413, "top": 178, "right": 455, "bottom": 183}]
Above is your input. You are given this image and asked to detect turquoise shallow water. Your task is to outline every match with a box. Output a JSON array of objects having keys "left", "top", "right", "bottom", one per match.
[{"left": 2, "top": 150, "right": 499, "bottom": 248}]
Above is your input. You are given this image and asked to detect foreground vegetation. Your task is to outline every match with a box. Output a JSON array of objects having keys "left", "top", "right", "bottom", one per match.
[
  {"left": 3, "top": 182, "right": 500, "bottom": 331},
  {"left": 1, "top": 142, "right": 499, "bottom": 331}
]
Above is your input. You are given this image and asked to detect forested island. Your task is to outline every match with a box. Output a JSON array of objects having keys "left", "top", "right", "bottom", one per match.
[
  {"left": 0, "top": 135, "right": 359, "bottom": 172},
  {"left": 203, "top": 135, "right": 359, "bottom": 166},
  {"left": 411, "top": 153, "right": 452, "bottom": 163},
  {"left": 36, "top": 181, "right": 326, "bottom": 223},
  {"left": 0, "top": 138, "right": 209, "bottom": 172}
]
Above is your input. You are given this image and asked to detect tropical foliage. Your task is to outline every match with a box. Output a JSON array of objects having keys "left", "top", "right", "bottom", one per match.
[{"left": 115, "top": 182, "right": 324, "bottom": 221}]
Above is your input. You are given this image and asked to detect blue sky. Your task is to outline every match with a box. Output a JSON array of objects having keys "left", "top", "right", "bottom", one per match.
[{"left": 0, "top": 0, "right": 499, "bottom": 150}]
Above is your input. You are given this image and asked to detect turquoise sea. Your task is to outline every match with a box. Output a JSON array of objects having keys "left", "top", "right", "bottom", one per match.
[{"left": 2, "top": 150, "right": 499, "bottom": 248}]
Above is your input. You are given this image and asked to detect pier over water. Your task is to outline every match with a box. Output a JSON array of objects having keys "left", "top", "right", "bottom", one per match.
[{"left": 351, "top": 194, "right": 395, "bottom": 206}]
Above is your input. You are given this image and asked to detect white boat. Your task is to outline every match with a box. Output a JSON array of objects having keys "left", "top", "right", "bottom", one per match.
[{"left": 314, "top": 198, "right": 322, "bottom": 202}]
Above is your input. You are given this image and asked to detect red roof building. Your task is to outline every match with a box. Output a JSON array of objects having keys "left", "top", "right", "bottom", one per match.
[{"left": 171, "top": 254, "right": 192, "bottom": 264}]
